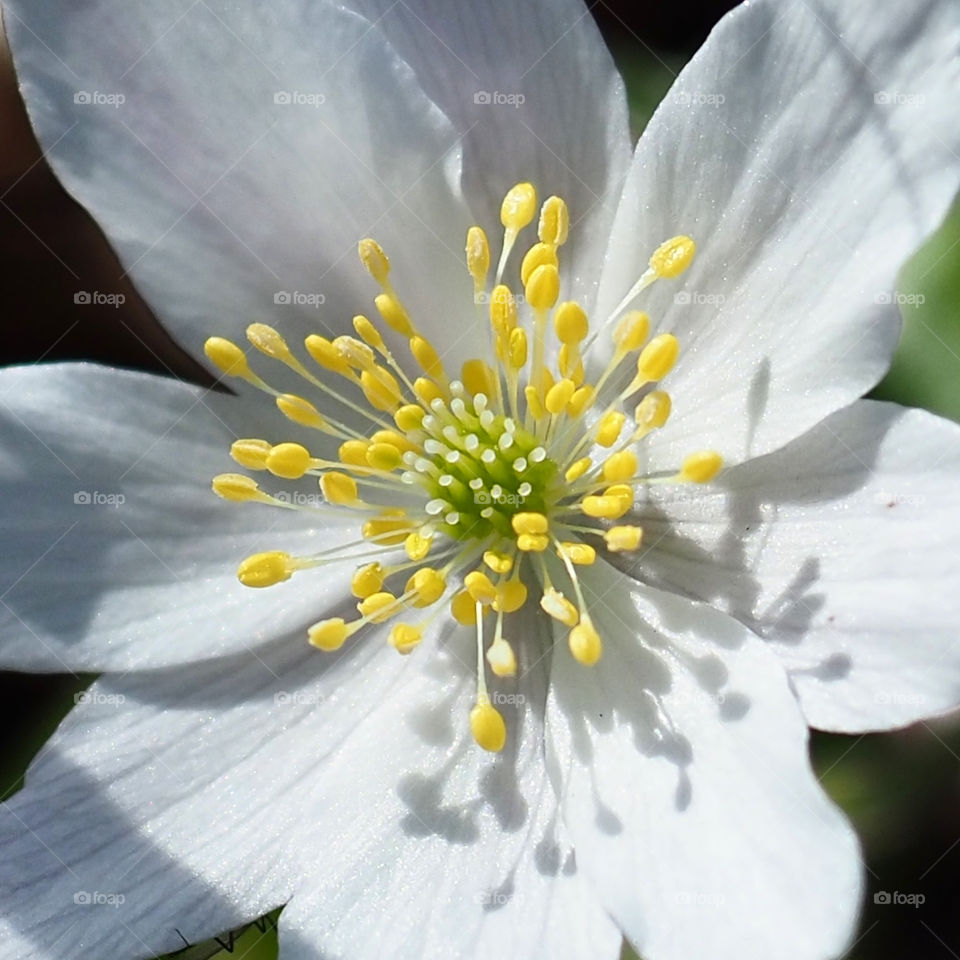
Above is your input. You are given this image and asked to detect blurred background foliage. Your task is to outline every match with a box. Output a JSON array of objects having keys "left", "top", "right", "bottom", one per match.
[{"left": 0, "top": 2, "right": 958, "bottom": 959}]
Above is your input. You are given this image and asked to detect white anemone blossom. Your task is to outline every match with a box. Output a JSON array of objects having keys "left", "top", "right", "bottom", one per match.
[{"left": 1, "top": 0, "right": 959, "bottom": 958}]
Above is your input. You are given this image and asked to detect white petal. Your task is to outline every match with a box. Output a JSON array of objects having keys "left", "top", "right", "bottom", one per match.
[
  {"left": 277, "top": 606, "right": 620, "bottom": 960},
  {"left": 593, "top": 0, "right": 960, "bottom": 467},
  {"left": 3, "top": 0, "right": 481, "bottom": 369},
  {"left": 547, "top": 567, "right": 862, "bottom": 960},
  {"left": 632, "top": 400, "right": 960, "bottom": 732},
  {"left": 341, "top": 0, "right": 631, "bottom": 307},
  {"left": 0, "top": 363, "right": 362, "bottom": 671},
  {"left": 0, "top": 616, "right": 619, "bottom": 960}
]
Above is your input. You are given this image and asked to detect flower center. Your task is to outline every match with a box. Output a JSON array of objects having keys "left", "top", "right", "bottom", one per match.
[{"left": 204, "top": 182, "right": 721, "bottom": 753}]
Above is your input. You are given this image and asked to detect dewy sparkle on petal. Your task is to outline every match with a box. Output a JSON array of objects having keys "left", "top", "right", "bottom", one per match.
[{"left": 204, "top": 182, "right": 719, "bottom": 752}]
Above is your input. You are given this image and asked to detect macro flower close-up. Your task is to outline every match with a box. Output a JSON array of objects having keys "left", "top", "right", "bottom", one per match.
[{"left": 1, "top": 0, "right": 959, "bottom": 958}]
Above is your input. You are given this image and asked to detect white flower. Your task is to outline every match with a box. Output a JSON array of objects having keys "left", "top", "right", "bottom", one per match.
[{"left": 1, "top": 1, "right": 959, "bottom": 959}]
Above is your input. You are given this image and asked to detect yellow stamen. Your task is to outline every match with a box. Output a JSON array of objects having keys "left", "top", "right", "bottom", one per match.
[
  {"left": 357, "top": 591, "right": 400, "bottom": 623},
  {"left": 679, "top": 451, "right": 724, "bottom": 483},
  {"left": 351, "top": 562, "right": 384, "bottom": 599},
  {"left": 649, "top": 235, "right": 696, "bottom": 278},
  {"left": 613, "top": 311, "right": 650, "bottom": 353},
  {"left": 493, "top": 579, "right": 528, "bottom": 613},
  {"left": 540, "top": 587, "right": 579, "bottom": 626},
  {"left": 320, "top": 471, "right": 359, "bottom": 505},
  {"left": 520, "top": 242, "right": 558, "bottom": 287},
  {"left": 595, "top": 411, "right": 626, "bottom": 447},
  {"left": 569, "top": 618, "right": 602, "bottom": 665},
  {"left": 276, "top": 394, "right": 328, "bottom": 430},
  {"left": 230, "top": 438, "right": 271, "bottom": 470},
  {"left": 358, "top": 238, "right": 391, "bottom": 286},
  {"left": 637, "top": 333, "right": 679, "bottom": 383},
  {"left": 375, "top": 293, "right": 415, "bottom": 337},
  {"left": 559, "top": 541, "right": 596, "bottom": 565},
  {"left": 554, "top": 301, "right": 588, "bottom": 344},
  {"left": 483, "top": 550, "right": 514, "bottom": 575},
  {"left": 236, "top": 551, "right": 295, "bottom": 588},
  {"left": 388, "top": 623, "right": 423, "bottom": 655},
  {"left": 470, "top": 695, "right": 507, "bottom": 752},
  {"left": 538, "top": 195, "right": 569, "bottom": 247},
  {"left": 602, "top": 450, "right": 638, "bottom": 483},
  {"left": 266, "top": 442, "right": 312, "bottom": 479},
  {"left": 466, "top": 226, "right": 490, "bottom": 292},
  {"left": 511, "top": 512, "right": 549, "bottom": 536},
  {"left": 464, "top": 570, "right": 498, "bottom": 605},
  {"left": 604, "top": 525, "right": 644, "bottom": 552},
  {"left": 204, "top": 337, "right": 251, "bottom": 378},
  {"left": 565, "top": 457, "right": 592, "bottom": 482},
  {"left": 308, "top": 618, "right": 351, "bottom": 651},
  {"left": 486, "top": 638, "right": 517, "bottom": 678},
  {"left": 353, "top": 314, "right": 384, "bottom": 349},
  {"left": 406, "top": 568, "right": 446, "bottom": 607}
]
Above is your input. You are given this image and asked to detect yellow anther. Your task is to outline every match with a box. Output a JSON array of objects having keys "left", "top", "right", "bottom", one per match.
[
  {"left": 204, "top": 337, "right": 250, "bottom": 378},
  {"left": 605, "top": 525, "right": 644, "bottom": 552},
  {"left": 500, "top": 182, "right": 538, "bottom": 232},
  {"left": 375, "top": 292, "right": 415, "bottom": 337},
  {"left": 404, "top": 531, "right": 432, "bottom": 561},
  {"left": 266, "top": 442, "right": 312, "bottom": 479},
  {"left": 414, "top": 377, "right": 443, "bottom": 406},
  {"left": 353, "top": 315, "right": 384, "bottom": 349},
  {"left": 540, "top": 588, "right": 579, "bottom": 627},
  {"left": 493, "top": 578, "right": 528, "bottom": 613},
  {"left": 605, "top": 483, "right": 635, "bottom": 512},
  {"left": 559, "top": 541, "right": 596, "bottom": 566},
  {"left": 470, "top": 696, "right": 507, "bottom": 753},
  {"left": 365, "top": 442, "right": 402, "bottom": 471},
  {"left": 362, "top": 515, "right": 412, "bottom": 545},
  {"left": 566, "top": 385, "right": 595, "bottom": 418},
  {"left": 614, "top": 311, "right": 650, "bottom": 352},
  {"left": 351, "top": 562, "right": 384, "bottom": 599},
  {"left": 508, "top": 328, "right": 528, "bottom": 370},
  {"left": 490, "top": 285, "right": 518, "bottom": 335},
  {"left": 525, "top": 263, "right": 560, "bottom": 311},
  {"left": 305, "top": 335, "right": 352, "bottom": 376},
  {"left": 486, "top": 639, "right": 517, "bottom": 678},
  {"left": 395, "top": 404, "right": 425, "bottom": 432},
  {"left": 320, "top": 471, "right": 359, "bottom": 505},
  {"left": 338, "top": 440, "right": 370, "bottom": 467},
  {"left": 466, "top": 226, "right": 490, "bottom": 290},
  {"left": 406, "top": 567, "right": 446, "bottom": 607},
  {"left": 524, "top": 384, "right": 545, "bottom": 420},
  {"left": 247, "top": 323, "right": 293, "bottom": 361},
  {"left": 464, "top": 570, "right": 498, "bottom": 605},
  {"left": 361, "top": 366, "right": 402, "bottom": 411},
  {"left": 545, "top": 378, "right": 576, "bottom": 415},
  {"left": 565, "top": 457, "right": 592, "bottom": 483},
  {"left": 635, "top": 390, "right": 672, "bottom": 431},
  {"left": 637, "top": 333, "right": 679, "bottom": 382},
  {"left": 483, "top": 550, "right": 514, "bottom": 575},
  {"left": 602, "top": 450, "right": 638, "bottom": 483},
  {"left": 538, "top": 195, "right": 569, "bottom": 247},
  {"left": 230, "top": 438, "right": 271, "bottom": 471},
  {"left": 517, "top": 533, "right": 549, "bottom": 552},
  {"left": 650, "top": 235, "right": 696, "bottom": 278},
  {"left": 358, "top": 238, "right": 391, "bottom": 286},
  {"left": 679, "top": 451, "right": 724, "bottom": 484},
  {"left": 596, "top": 410, "right": 626, "bottom": 447},
  {"left": 308, "top": 618, "right": 350, "bottom": 652},
  {"left": 569, "top": 619, "right": 602, "bottom": 665},
  {"left": 520, "top": 242, "right": 559, "bottom": 287},
  {"left": 334, "top": 335, "right": 375, "bottom": 371},
  {"left": 388, "top": 623, "right": 423, "bottom": 655},
  {"left": 462, "top": 359, "right": 497, "bottom": 399},
  {"left": 581, "top": 493, "right": 631, "bottom": 520},
  {"left": 451, "top": 589, "right": 486, "bottom": 625},
  {"left": 237, "top": 551, "right": 294, "bottom": 588},
  {"left": 410, "top": 336, "right": 444, "bottom": 379},
  {"left": 276, "top": 394, "right": 327, "bottom": 430},
  {"left": 511, "top": 512, "right": 549, "bottom": 536},
  {"left": 554, "top": 301, "right": 589, "bottom": 344},
  {"left": 212, "top": 473, "right": 267, "bottom": 503},
  {"left": 370, "top": 429, "right": 417, "bottom": 453},
  {"left": 357, "top": 591, "right": 399, "bottom": 623}
]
